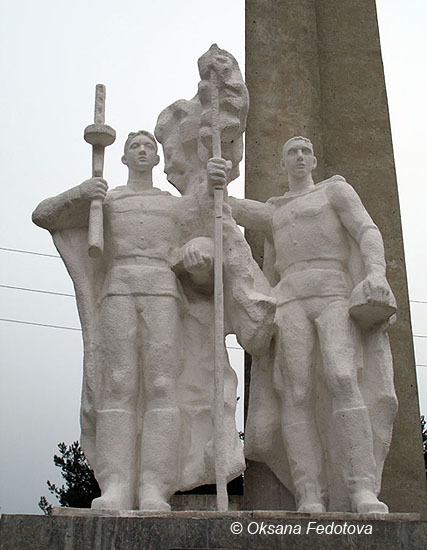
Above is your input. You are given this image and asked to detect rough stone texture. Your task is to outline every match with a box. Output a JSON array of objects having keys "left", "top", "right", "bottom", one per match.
[
  {"left": 1, "top": 512, "right": 426, "bottom": 549},
  {"left": 245, "top": 0, "right": 427, "bottom": 515},
  {"left": 170, "top": 495, "right": 243, "bottom": 512},
  {"left": 243, "top": 461, "right": 296, "bottom": 511}
]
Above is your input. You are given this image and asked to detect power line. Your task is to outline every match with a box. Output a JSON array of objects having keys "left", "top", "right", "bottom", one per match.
[
  {"left": 2, "top": 246, "right": 427, "bottom": 304},
  {"left": 0, "top": 246, "right": 59, "bottom": 258},
  {"left": 0, "top": 284, "right": 74, "bottom": 298},
  {"left": 1, "top": 308, "right": 427, "bottom": 340},
  {"left": 6, "top": 281, "right": 427, "bottom": 310},
  {"left": 0, "top": 318, "right": 81, "bottom": 331},
  {"left": 3, "top": 317, "right": 427, "bottom": 370},
  {"left": 3, "top": 270, "right": 427, "bottom": 309},
  {"left": 0, "top": 317, "right": 245, "bottom": 352}
]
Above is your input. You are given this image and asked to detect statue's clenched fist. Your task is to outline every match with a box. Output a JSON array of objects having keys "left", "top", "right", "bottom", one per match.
[
  {"left": 79, "top": 177, "right": 108, "bottom": 201},
  {"left": 207, "top": 157, "right": 232, "bottom": 195},
  {"left": 362, "top": 273, "right": 393, "bottom": 305},
  {"left": 183, "top": 238, "right": 214, "bottom": 275}
]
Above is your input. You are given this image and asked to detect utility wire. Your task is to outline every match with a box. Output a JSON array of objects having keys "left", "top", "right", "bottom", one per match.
[
  {"left": 0, "top": 318, "right": 81, "bottom": 331},
  {"left": 0, "top": 284, "right": 74, "bottom": 298},
  {"left": 0, "top": 246, "right": 59, "bottom": 258},
  {"left": 6, "top": 281, "right": 427, "bottom": 308},
  {"left": 0, "top": 317, "right": 245, "bottom": 351},
  {"left": 2, "top": 248, "right": 427, "bottom": 343},
  {"left": 4, "top": 317, "right": 427, "bottom": 368},
  {"left": 2, "top": 246, "right": 427, "bottom": 304},
  {"left": 5, "top": 282, "right": 427, "bottom": 341},
  {"left": 2, "top": 286, "right": 427, "bottom": 341},
  {"left": 3, "top": 273, "right": 427, "bottom": 309}
]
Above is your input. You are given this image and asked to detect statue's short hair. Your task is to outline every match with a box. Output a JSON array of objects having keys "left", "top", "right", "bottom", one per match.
[
  {"left": 282, "top": 136, "right": 314, "bottom": 156},
  {"left": 124, "top": 130, "right": 158, "bottom": 155}
]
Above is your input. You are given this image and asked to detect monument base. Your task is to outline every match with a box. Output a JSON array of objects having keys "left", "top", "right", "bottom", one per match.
[{"left": 1, "top": 510, "right": 425, "bottom": 549}]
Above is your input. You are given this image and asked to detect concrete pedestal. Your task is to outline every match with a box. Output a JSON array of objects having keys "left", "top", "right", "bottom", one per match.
[{"left": 1, "top": 511, "right": 426, "bottom": 550}]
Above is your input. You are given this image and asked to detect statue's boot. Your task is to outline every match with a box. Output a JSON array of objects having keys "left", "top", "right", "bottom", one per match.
[
  {"left": 91, "top": 409, "right": 136, "bottom": 510},
  {"left": 333, "top": 406, "right": 389, "bottom": 513},
  {"left": 282, "top": 421, "right": 327, "bottom": 512},
  {"left": 138, "top": 407, "right": 181, "bottom": 511}
]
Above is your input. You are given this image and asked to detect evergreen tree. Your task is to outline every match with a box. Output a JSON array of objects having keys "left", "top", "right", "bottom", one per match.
[{"left": 38, "top": 441, "right": 100, "bottom": 515}]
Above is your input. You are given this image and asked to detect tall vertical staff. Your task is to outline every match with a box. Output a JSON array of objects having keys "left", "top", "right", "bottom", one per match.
[
  {"left": 84, "top": 84, "right": 116, "bottom": 258},
  {"left": 210, "top": 69, "right": 228, "bottom": 512}
]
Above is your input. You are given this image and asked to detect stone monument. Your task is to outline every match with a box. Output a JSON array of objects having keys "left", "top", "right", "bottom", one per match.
[
  {"left": 31, "top": 36, "right": 413, "bottom": 516},
  {"left": 32, "top": 45, "right": 274, "bottom": 512},
  {"left": 1, "top": 8, "right": 426, "bottom": 543}
]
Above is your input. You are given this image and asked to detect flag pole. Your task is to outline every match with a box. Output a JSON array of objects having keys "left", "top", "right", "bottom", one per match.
[{"left": 210, "top": 69, "right": 228, "bottom": 512}]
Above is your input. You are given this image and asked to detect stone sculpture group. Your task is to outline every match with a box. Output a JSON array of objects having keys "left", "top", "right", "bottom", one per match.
[{"left": 33, "top": 45, "right": 397, "bottom": 514}]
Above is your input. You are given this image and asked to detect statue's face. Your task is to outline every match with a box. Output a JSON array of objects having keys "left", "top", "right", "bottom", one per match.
[
  {"left": 123, "top": 134, "right": 159, "bottom": 171},
  {"left": 282, "top": 139, "right": 317, "bottom": 178}
]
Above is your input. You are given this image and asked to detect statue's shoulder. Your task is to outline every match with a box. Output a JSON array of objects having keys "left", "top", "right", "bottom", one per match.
[
  {"left": 318, "top": 175, "right": 366, "bottom": 212},
  {"left": 105, "top": 186, "right": 173, "bottom": 203},
  {"left": 318, "top": 175, "right": 356, "bottom": 198},
  {"left": 317, "top": 174, "right": 348, "bottom": 189},
  {"left": 262, "top": 176, "right": 351, "bottom": 206},
  {"left": 152, "top": 187, "right": 174, "bottom": 197},
  {"left": 265, "top": 195, "right": 283, "bottom": 206},
  {"left": 105, "top": 186, "right": 125, "bottom": 200}
]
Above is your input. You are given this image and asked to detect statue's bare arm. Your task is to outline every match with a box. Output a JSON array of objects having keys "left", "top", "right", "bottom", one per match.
[
  {"left": 203, "top": 158, "right": 272, "bottom": 234},
  {"left": 32, "top": 178, "right": 108, "bottom": 232},
  {"left": 228, "top": 196, "right": 273, "bottom": 235},
  {"left": 328, "top": 181, "right": 393, "bottom": 302}
]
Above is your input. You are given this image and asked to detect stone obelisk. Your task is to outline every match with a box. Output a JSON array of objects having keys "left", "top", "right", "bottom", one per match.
[{"left": 244, "top": 0, "right": 427, "bottom": 515}]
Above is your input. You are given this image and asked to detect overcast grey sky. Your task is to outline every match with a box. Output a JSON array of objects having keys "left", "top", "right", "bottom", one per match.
[{"left": 0, "top": 0, "right": 426, "bottom": 515}]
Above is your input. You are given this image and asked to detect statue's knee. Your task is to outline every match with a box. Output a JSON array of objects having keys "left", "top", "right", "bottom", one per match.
[
  {"left": 329, "top": 371, "right": 359, "bottom": 401},
  {"left": 279, "top": 382, "right": 311, "bottom": 410},
  {"left": 104, "top": 367, "right": 137, "bottom": 406},
  {"left": 146, "top": 342, "right": 176, "bottom": 365},
  {"left": 147, "top": 375, "right": 176, "bottom": 403},
  {"left": 292, "top": 387, "right": 312, "bottom": 408},
  {"left": 377, "top": 392, "right": 398, "bottom": 417}
]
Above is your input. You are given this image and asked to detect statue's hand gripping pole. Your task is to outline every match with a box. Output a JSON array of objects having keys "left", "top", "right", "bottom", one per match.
[
  {"left": 84, "top": 84, "right": 116, "bottom": 258},
  {"left": 210, "top": 69, "right": 228, "bottom": 513}
]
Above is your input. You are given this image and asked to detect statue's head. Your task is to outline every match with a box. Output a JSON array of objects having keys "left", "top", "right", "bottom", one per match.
[
  {"left": 281, "top": 136, "right": 317, "bottom": 179},
  {"left": 122, "top": 130, "right": 160, "bottom": 172}
]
